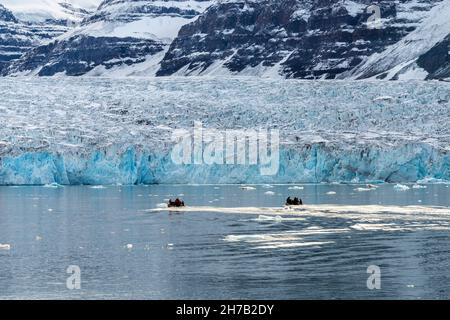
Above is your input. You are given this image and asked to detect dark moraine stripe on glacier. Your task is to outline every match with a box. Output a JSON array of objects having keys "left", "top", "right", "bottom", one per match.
[{"left": 0, "top": 78, "right": 449, "bottom": 185}]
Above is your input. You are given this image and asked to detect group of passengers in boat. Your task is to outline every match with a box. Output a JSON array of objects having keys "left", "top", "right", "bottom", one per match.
[{"left": 167, "top": 196, "right": 304, "bottom": 208}]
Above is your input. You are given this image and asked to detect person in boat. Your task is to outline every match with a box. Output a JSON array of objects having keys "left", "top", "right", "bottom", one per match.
[
  {"left": 168, "top": 198, "right": 185, "bottom": 208},
  {"left": 286, "top": 197, "right": 303, "bottom": 206}
]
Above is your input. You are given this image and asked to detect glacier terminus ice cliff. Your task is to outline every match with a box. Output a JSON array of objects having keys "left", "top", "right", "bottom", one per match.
[{"left": 0, "top": 77, "right": 449, "bottom": 185}]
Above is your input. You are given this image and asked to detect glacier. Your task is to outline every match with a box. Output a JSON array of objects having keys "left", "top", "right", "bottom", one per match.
[{"left": 0, "top": 77, "right": 450, "bottom": 185}]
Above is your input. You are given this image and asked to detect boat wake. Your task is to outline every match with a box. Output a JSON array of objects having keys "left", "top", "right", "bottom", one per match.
[
  {"left": 146, "top": 204, "right": 450, "bottom": 221},
  {"left": 146, "top": 204, "right": 450, "bottom": 250}
]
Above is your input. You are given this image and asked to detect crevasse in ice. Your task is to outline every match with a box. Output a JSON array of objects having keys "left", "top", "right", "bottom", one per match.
[{"left": 1, "top": 78, "right": 449, "bottom": 185}]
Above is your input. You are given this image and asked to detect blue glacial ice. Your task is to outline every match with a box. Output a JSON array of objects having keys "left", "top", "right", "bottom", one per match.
[{"left": 0, "top": 77, "right": 449, "bottom": 185}]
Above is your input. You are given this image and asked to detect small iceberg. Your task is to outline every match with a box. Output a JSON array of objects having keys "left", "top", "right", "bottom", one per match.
[
  {"left": 240, "top": 186, "right": 256, "bottom": 190},
  {"left": 44, "top": 182, "right": 63, "bottom": 188},
  {"left": 412, "top": 184, "right": 427, "bottom": 189},
  {"left": 90, "top": 185, "right": 107, "bottom": 189},
  {"left": 417, "top": 178, "right": 450, "bottom": 184},
  {"left": 265, "top": 191, "right": 276, "bottom": 195},
  {"left": 354, "top": 187, "right": 372, "bottom": 192},
  {"left": 326, "top": 191, "right": 337, "bottom": 195},
  {"left": 288, "top": 186, "right": 304, "bottom": 190},
  {"left": 394, "top": 184, "right": 410, "bottom": 191},
  {"left": 0, "top": 244, "right": 11, "bottom": 250}
]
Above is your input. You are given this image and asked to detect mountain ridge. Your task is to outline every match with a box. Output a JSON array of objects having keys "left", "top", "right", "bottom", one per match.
[{"left": 2, "top": 0, "right": 450, "bottom": 80}]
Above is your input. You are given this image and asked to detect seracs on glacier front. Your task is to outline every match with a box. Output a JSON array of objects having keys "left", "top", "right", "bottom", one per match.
[{"left": 0, "top": 77, "right": 449, "bottom": 185}]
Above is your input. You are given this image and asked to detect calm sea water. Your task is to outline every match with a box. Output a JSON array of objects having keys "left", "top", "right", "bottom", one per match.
[{"left": 1, "top": 184, "right": 450, "bottom": 300}]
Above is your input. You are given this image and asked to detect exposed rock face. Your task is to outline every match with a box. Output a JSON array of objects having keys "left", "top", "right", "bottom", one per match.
[
  {"left": 343, "top": 0, "right": 450, "bottom": 80},
  {"left": 4, "top": 35, "right": 165, "bottom": 76},
  {"left": 157, "top": 0, "right": 442, "bottom": 78},
  {"left": 3, "top": 0, "right": 214, "bottom": 76},
  {"left": 0, "top": 1, "right": 98, "bottom": 74},
  {"left": 88, "top": 0, "right": 211, "bottom": 23},
  {"left": 0, "top": 4, "right": 16, "bottom": 22},
  {"left": 2, "top": 0, "right": 450, "bottom": 79},
  {"left": 0, "top": 0, "right": 98, "bottom": 24},
  {"left": 0, "top": 4, "right": 68, "bottom": 72},
  {"left": 417, "top": 34, "right": 450, "bottom": 80}
]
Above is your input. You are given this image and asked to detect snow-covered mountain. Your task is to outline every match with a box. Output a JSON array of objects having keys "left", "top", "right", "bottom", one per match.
[
  {"left": 3, "top": 0, "right": 214, "bottom": 76},
  {"left": 0, "top": 4, "right": 66, "bottom": 71},
  {"left": 0, "top": 1, "right": 98, "bottom": 73},
  {"left": 1, "top": 0, "right": 99, "bottom": 23},
  {"left": 157, "top": 0, "right": 445, "bottom": 78},
  {"left": 417, "top": 33, "right": 450, "bottom": 79},
  {"left": 344, "top": 0, "right": 450, "bottom": 80},
  {"left": 2, "top": 0, "right": 450, "bottom": 79}
]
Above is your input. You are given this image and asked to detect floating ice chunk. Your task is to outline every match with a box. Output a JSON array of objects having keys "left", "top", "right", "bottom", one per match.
[
  {"left": 35, "top": 235, "right": 42, "bottom": 241},
  {"left": 240, "top": 186, "right": 256, "bottom": 190},
  {"left": 412, "top": 185, "right": 427, "bottom": 189},
  {"left": 288, "top": 186, "right": 304, "bottom": 190},
  {"left": 394, "top": 184, "right": 410, "bottom": 191},
  {"left": 44, "top": 183, "right": 63, "bottom": 188},
  {"left": 90, "top": 185, "right": 106, "bottom": 189},
  {"left": 262, "top": 184, "right": 274, "bottom": 189},
  {"left": 326, "top": 191, "right": 337, "bottom": 195},
  {"left": 156, "top": 203, "right": 168, "bottom": 208},
  {"left": 354, "top": 187, "right": 372, "bottom": 192},
  {"left": 417, "top": 178, "right": 450, "bottom": 184},
  {"left": 0, "top": 244, "right": 11, "bottom": 250},
  {"left": 125, "top": 244, "right": 133, "bottom": 250},
  {"left": 265, "top": 191, "right": 276, "bottom": 195}
]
